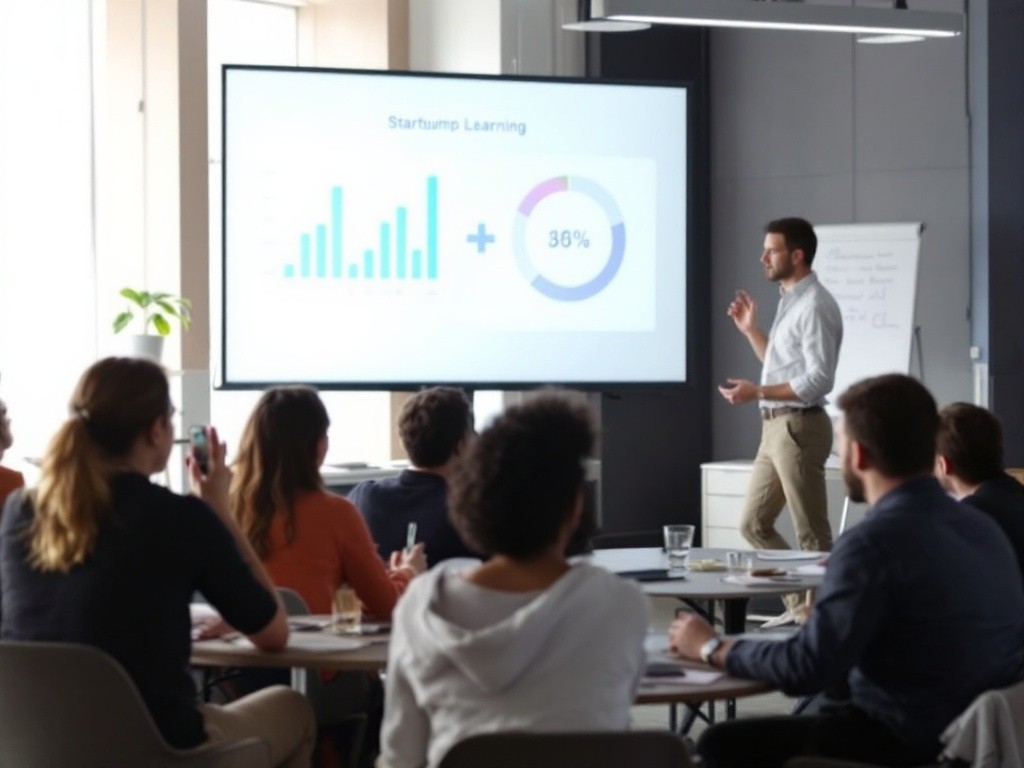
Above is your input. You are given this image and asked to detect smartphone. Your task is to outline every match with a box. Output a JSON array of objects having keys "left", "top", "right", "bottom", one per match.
[
  {"left": 616, "top": 569, "right": 687, "bottom": 582},
  {"left": 188, "top": 425, "right": 210, "bottom": 474},
  {"left": 645, "top": 662, "right": 687, "bottom": 678}
]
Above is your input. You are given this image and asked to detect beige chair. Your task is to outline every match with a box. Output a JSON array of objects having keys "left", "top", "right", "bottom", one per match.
[
  {"left": 0, "top": 640, "right": 269, "bottom": 768},
  {"left": 940, "top": 677, "right": 1024, "bottom": 767},
  {"left": 277, "top": 588, "right": 368, "bottom": 768},
  {"left": 436, "top": 731, "right": 693, "bottom": 768}
]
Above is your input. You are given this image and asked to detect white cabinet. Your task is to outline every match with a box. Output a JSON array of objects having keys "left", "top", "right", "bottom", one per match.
[{"left": 701, "top": 460, "right": 867, "bottom": 550}]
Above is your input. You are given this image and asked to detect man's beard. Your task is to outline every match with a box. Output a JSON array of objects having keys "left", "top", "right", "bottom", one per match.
[
  {"left": 842, "top": 454, "right": 866, "bottom": 504},
  {"left": 767, "top": 258, "right": 795, "bottom": 283}
]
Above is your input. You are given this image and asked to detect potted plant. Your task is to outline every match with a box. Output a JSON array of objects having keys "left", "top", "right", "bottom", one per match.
[{"left": 112, "top": 288, "right": 191, "bottom": 362}]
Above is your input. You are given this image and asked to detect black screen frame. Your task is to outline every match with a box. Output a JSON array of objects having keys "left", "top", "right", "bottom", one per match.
[{"left": 219, "top": 64, "right": 696, "bottom": 392}]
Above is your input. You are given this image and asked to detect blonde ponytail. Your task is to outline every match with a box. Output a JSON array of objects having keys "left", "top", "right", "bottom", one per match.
[
  {"left": 28, "top": 418, "right": 110, "bottom": 572},
  {"left": 25, "top": 356, "right": 170, "bottom": 572}
]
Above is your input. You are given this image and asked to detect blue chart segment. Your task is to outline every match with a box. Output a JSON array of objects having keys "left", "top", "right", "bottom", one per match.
[
  {"left": 284, "top": 176, "right": 439, "bottom": 281},
  {"left": 512, "top": 176, "right": 626, "bottom": 302}
]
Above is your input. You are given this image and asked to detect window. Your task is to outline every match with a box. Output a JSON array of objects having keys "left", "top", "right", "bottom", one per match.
[
  {"left": 207, "top": 0, "right": 391, "bottom": 463},
  {"left": 0, "top": 2, "right": 96, "bottom": 470}
]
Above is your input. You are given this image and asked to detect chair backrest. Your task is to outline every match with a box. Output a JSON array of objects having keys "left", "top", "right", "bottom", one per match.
[
  {"left": 0, "top": 640, "right": 269, "bottom": 768},
  {"left": 941, "top": 677, "right": 1024, "bottom": 767},
  {"left": 278, "top": 586, "right": 311, "bottom": 616},
  {"left": 437, "top": 731, "right": 692, "bottom": 768}
]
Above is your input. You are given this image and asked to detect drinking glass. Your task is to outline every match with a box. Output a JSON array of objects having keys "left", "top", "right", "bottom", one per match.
[
  {"left": 330, "top": 585, "right": 362, "bottom": 634},
  {"left": 663, "top": 524, "right": 695, "bottom": 570}
]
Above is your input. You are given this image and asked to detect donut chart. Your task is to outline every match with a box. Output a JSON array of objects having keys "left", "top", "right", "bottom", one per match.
[{"left": 512, "top": 176, "right": 626, "bottom": 302}]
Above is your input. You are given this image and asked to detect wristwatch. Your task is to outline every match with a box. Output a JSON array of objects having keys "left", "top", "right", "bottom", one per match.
[{"left": 699, "top": 635, "right": 725, "bottom": 665}]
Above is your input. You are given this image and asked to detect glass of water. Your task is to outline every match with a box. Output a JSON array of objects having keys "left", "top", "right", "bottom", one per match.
[
  {"left": 330, "top": 584, "right": 362, "bottom": 634},
  {"left": 663, "top": 524, "right": 695, "bottom": 570}
]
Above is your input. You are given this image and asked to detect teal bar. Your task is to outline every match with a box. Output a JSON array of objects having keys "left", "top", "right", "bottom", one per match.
[
  {"left": 364, "top": 249, "right": 374, "bottom": 278},
  {"left": 426, "top": 175, "right": 438, "bottom": 279},
  {"left": 284, "top": 264, "right": 295, "bottom": 278},
  {"left": 380, "top": 222, "right": 391, "bottom": 279},
  {"left": 300, "top": 234, "right": 311, "bottom": 278},
  {"left": 316, "top": 224, "right": 327, "bottom": 278},
  {"left": 331, "top": 186, "right": 343, "bottom": 278},
  {"left": 348, "top": 264, "right": 358, "bottom": 278},
  {"left": 396, "top": 207, "right": 407, "bottom": 279},
  {"left": 411, "top": 248, "right": 422, "bottom": 279}
]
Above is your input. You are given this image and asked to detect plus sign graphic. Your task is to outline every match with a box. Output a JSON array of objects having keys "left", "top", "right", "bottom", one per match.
[{"left": 466, "top": 223, "right": 496, "bottom": 253}]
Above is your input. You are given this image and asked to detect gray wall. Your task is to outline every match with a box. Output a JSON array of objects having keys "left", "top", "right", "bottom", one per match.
[{"left": 709, "top": 26, "right": 973, "bottom": 461}]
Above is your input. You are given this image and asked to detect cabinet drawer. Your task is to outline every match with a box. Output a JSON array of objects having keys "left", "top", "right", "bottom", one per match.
[
  {"left": 703, "top": 469, "right": 750, "bottom": 496},
  {"left": 704, "top": 495, "right": 746, "bottom": 529}
]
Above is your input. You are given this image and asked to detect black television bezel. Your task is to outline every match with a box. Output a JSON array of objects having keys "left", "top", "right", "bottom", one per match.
[{"left": 220, "top": 64, "right": 696, "bottom": 393}]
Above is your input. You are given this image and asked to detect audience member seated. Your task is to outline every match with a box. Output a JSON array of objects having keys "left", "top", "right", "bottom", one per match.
[
  {"left": 232, "top": 385, "right": 426, "bottom": 618},
  {"left": 0, "top": 396, "right": 24, "bottom": 505},
  {"left": 379, "top": 396, "right": 650, "bottom": 768},
  {"left": 0, "top": 357, "right": 315, "bottom": 768},
  {"left": 230, "top": 385, "right": 427, "bottom": 763},
  {"left": 348, "top": 386, "right": 479, "bottom": 566},
  {"left": 936, "top": 402, "right": 1024, "bottom": 583},
  {"left": 669, "top": 374, "right": 1024, "bottom": 768}
]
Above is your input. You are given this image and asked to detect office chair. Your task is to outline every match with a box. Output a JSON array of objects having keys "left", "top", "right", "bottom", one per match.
[
  {"left": 0, "top": 640, "right": 269, "bottom": 768},
  {"left": 277, "top": 588, "right": 369, "bottom": 768},
  {"left": 437, "top": 731, "right": 693, "bottom": 768}
]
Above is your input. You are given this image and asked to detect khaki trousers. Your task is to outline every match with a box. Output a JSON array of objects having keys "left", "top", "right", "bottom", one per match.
[
  {"left": 200, "top": 684, "right": 317, "bottom": 768},
  {"left": 740, "top": 409, "right": 834, "bottom": 612}
]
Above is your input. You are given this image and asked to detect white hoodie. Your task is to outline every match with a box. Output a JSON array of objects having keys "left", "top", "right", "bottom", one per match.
[{"left": 379, "top": 562, "right": 650, "bottom": 768}]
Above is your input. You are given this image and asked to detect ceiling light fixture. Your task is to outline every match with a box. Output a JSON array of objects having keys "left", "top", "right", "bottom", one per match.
[
  {"left": 562, "top": 0, "right": 651, "bottom": 32},
  {"left": 584, "top": 0, "right": 962, "bottom": 38},
  {"left": 855, "top": 0, "right": 927, "bottom": 44}
]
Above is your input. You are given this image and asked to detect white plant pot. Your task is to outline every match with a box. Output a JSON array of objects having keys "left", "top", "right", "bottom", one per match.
[{"left": 128, "top": 334, "right": 164, "bottom": 362}]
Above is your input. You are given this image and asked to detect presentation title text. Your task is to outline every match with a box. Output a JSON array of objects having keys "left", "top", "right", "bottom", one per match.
[{"left": 388, "top": 115, "right": 527, "bottom": 137}]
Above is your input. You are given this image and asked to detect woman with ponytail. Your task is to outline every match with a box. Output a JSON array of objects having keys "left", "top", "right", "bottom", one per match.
[{"left": 0, "top": 357, "right": 315, "bottom": 767}]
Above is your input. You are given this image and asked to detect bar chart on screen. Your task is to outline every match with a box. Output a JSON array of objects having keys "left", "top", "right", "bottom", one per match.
[{"left": 283, "top": 175, "right": 440, "bottom": 282}]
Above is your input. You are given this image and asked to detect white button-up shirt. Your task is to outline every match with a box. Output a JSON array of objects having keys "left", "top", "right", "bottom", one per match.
[{"left": 760, "top": 272, "right": 843, "bottom": 408}]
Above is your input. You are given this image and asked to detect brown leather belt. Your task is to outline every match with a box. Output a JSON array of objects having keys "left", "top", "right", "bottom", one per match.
[{"left": 760, "top": 405, "right": 825, "bottom": 421}]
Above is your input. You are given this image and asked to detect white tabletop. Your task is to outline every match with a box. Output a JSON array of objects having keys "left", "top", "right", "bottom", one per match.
[{"left": 584, "top": 547, "right": 825, "bottom": 599}]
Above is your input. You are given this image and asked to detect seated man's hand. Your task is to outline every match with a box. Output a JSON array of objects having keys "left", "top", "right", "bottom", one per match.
[{"left": 668, "top": 613, "right": 717, "bottom": 661}]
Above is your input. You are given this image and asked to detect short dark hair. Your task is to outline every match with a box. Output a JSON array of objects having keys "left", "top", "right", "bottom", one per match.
[
  {"left": 449, "top": 396, "right": 594, "bottom": 560},
  {"left": 937, "top": 402, "right": 1004, "bottom": 485},
  {"left": 765, "top": 217, "right": 818, "bottom": 266},
  {"left": 837, "top": 374, "right": 938, "bottom": 478},
  {"left": 399, "top": 387, "right": 472, "bottom": 468}
]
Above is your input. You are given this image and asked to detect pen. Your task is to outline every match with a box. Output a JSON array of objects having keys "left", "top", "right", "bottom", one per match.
[{"left": 406, "top": 522, "right": 417, "bottom": 553}]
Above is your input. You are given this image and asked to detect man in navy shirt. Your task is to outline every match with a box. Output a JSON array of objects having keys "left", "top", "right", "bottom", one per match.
[
  {"left": 670, "top": 374, "right": 1024, "bottom": 768},
  {"left": 349, "top": 387, "right": 478, "bottom": 566},
  {"left": 936, "top": 402, "right": 1024, "bottom": 584}
]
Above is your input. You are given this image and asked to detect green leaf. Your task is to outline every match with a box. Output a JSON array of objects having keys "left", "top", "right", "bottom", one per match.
[
  {"left": 119, "top": 288, "right": 143, "bottom": 306},
  {"left": 115, "top": 287, "right": 191, "bottom": 335},
  {"left": 155, "top": 299, "right": 178, "bottom": 316},
  {"left": 152, "top": 314, "right": 171, "bottom": 336},
  {"left": 112, "top": 310, "right": 134, "bottom": 333}
]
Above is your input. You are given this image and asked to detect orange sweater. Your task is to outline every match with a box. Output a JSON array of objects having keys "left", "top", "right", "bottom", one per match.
[
  {"left": 0, "top": 465, "right": 24, "bottom": 508},
  {"left": 262, "top": 490, "right": 412, "bottom": 618}
]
